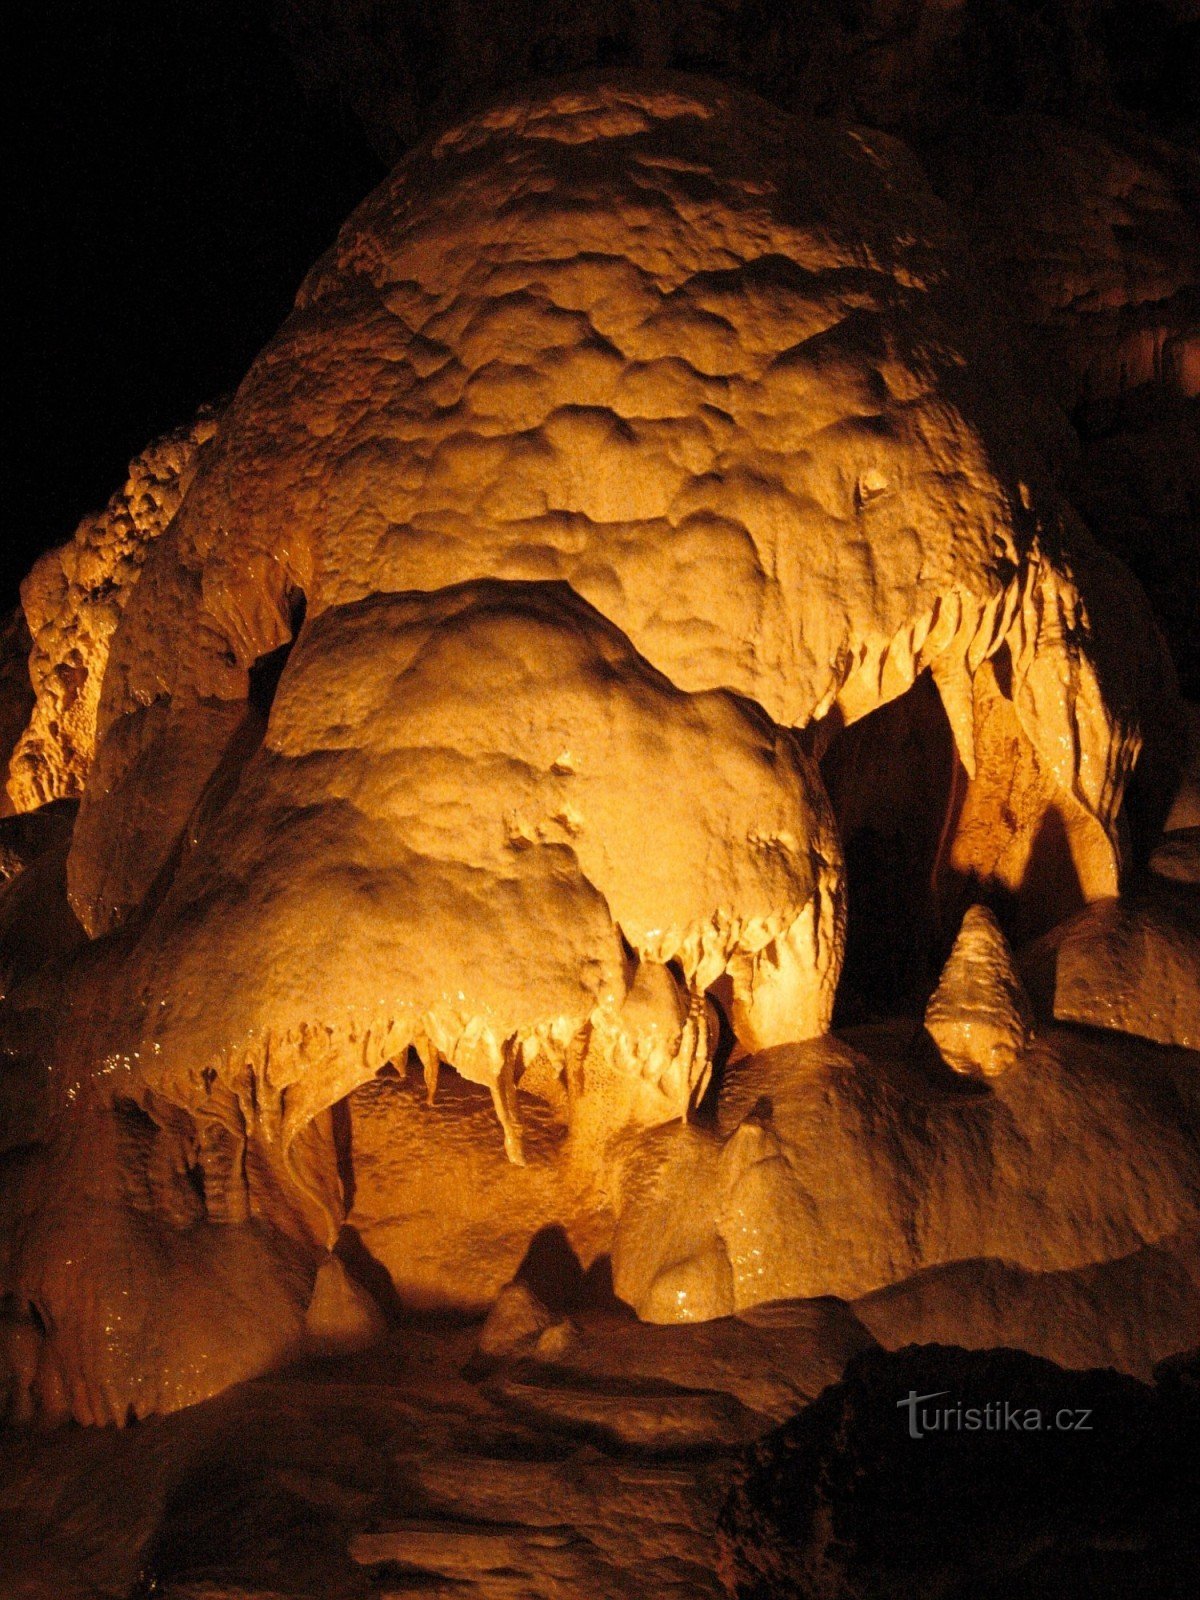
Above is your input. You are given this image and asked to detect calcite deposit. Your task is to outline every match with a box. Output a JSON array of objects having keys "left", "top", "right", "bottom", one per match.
[
  {"left": 117, "top": 578, "right": 843, "bottom": 1179},
  {"left": 611, "top": 1022, "right": 1200, "bottom": 1339},
  {"left": 0, "top": 73, "right": 1198, "bottom": 1440},
  {"left": 67, "top": 77, "right": 1175, "bottom": 942},
  {"left": 924, "top": 904, "right": 1031, "bottom": 1077},
  {"left": 6, "top": 409, "right": 221, "bottom": 814}
]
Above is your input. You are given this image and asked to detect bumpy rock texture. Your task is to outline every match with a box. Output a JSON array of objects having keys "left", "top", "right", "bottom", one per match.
[
  {"left": 0, "top": 70, "right": 1196, "bottom": 1434},
  {"left": 924, "top": 903, "right": 1031, "bottom": 1076},
  {"left": 1022, "top": 878, "right": 1200, "bottom": 1049},
  {"left": 276, "top": 2, "right": 1200, "bottom": 699},
  {"left": 72, "top": 75, "right": 1171, "bottom": 944},
  {"left": 0, "top": 610, "right": 34, "bottom": 820},
  {"left": 104, "top": 578, "right": 841, "bottom": 1195},
  {"left": 612, "top": 1021, "right": 1200, "bottom": 1347},
  {"left": 6, "top": 408, "right": 220, "bottom": 813}
]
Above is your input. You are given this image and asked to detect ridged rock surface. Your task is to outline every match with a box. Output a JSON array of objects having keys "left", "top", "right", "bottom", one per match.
[
  {"left": 1, "top": 72, "right": 1194, "bottom": 1431},
  {"left": 0, "top": 608, "right": 34, "bottom": 819},
  {"left": 112, "top": 580, "right": 843, "bottom": 1180},
  {"left": 924, "top": 904, "right": 1032, "bottom": 1078},
  {"left": 6, "top": 408, "right": 220, "bottom": 813},
  {"left": 70, "top": 75, "right": 1168, "bottom": 943}
]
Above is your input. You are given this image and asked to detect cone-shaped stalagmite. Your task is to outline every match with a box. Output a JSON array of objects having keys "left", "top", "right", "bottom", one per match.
[{"left": 925, "top": 905, "right": 1032, "bottom": 1078}]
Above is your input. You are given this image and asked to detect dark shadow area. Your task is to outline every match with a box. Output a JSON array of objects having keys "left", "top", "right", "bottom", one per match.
[
  {"left": 513, "top": 1224, "right": 585, "bottom": 1316},
  {"left": 8, "top": 0, "right": 384, "bottom": 610},
  {"left": 694, "top": 974, "right": 738, "bottom": 1125},
  {"left": 248, "top": 590, "right": 308, "bottom": 720},
  {"left": 329, "top": 1093, "right": 355, "bottom": 1217},
  {"left": 577, "top": 1254, "right": 631, "bottom": 1317},
  {"left": 821, "top": 672, "right": 960, "bottom": 1022},
  {"left": 334, "top": 1224, "right": 409, "bottom": 1326}
]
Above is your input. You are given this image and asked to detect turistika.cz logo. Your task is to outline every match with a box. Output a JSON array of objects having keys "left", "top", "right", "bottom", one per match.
[{"left": 897, "top": 1389, "right": 1094, "bottom": 1440}]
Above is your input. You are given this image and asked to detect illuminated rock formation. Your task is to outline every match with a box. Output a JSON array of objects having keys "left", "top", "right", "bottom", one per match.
[
  {"left": 0, "top": 609, "right": 34, "bottom": 819},
  {"left": 612, "top": 1024, "right": 1200, "bottom": 1348},
  {"left": 117, "top": 580, "right": 842, "bottom": 1179},
  {"left": 0, "top": 75, "right": 1195, "bottom": 1427},
  {"left": 924, "top": 904, "right": 1031, "bottom": 1078},
  {"left": 1023, "top": 881, "right": 1200, "bottom": 1051},
  {"left": 6, "top": 409, "right": 220, "bottom": 813},
  {"left": 68, "top": 76, "right": 1174, "bottom": 941}
]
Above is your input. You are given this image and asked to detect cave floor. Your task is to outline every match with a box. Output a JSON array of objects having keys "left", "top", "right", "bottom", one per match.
[{"left": 0, "top": 1306, "right": 848, "bottom": 1599}]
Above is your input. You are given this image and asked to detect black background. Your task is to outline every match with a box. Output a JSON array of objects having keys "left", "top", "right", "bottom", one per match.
[{"left": 6, "top": 0, "right": 383, "bottom": 610}]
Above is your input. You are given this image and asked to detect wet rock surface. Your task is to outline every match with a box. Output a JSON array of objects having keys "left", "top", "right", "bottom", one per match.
[
  {"left": 0, "top": 1312, "right": 846, "bottom": 1599},
  {"left": 8, "top": 1324, "right": 1194, "bottom": 1598},
  {"left": 0, "top": 11, "right": 1195, "bottom": 1595},
  {"left": 1022, "top": 876, "right": 1200, "bottom": 1049}
]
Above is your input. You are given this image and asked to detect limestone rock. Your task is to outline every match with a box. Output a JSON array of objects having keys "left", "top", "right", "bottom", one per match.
[
  {"left": 930, "top": 115, "right": 1199, "bottom": 699},
  {"left": 1151, "top": 827, "right": 1200, "bottom": 887},
  {"left": 0, "top": 1316, "right": 740, "bottom": 1598},
  {"left": 0, "top": 1095, "right": 317, "bottom": 1426},
  {"left": 484, "top": 1367, "right": 766, "bottom": 1451},
  {"left": 1022, "top": 881, "right": 1200, "bottom": 1050},
  {"left": 537, "top": 1298, "right": 875, "bottom": 1424},
  {"left": 5, "top": 407, "right": 220, "bottom": 814},
  {"left": 341, "top": 1062, "right": 611, "bottom": 1313},
  {"left": 2, "top": 72, "right": 1192, "bottom": 1430},
  {"left": 303, "top": 1255, "right": 387, "bottom": 1353},
  {"left": 855, "top": 1239, "right": 1200, "bottom": 1380},
  {"left": 73, "top": 76, "right": 1165, "bottom": 945},
  {"left": 1165, "top": 702, "right": 1200, "bottom": 830},
  {"left": 924, "top": 904, "right": 1032, "bottom": 1078},
  {"left": 0, "top": 798, "right": 75, "bottom": 889},
  {"left": 1070, "top": 392, "right": 1200, "bottom": 702},
  {"left": 531, "top": 1318, "right": 580, "bottom": 1363},
  {"left": 477, "top": 1281, "right": 556, "bottom": 1359},
  {"left": 0, "top": 824, "right": 85, "bottom": 1003},
  {"left": 0, "top": 607, "right": 34, "bottom": 818},
  {"left": 933, "top": 116, "right": 1199, "bottom": 411},
  {"left": 613, "top": 1024, "right": 1200, "bottom": 1344},
  {"left": 108, "top": 581, "right": 842, "bottom": 1191}
]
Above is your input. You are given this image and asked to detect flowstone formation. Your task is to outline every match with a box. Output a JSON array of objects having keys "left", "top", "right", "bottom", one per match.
[
  {"left": 6, "top": 408, "right": 221, "bottom": 814},
  {"left": 1, "top": 74, "right": 1197, "bottom": 1429}
]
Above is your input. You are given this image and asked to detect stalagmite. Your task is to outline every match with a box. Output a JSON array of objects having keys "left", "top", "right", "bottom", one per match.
[{"left": 924, "top": 905, "right": 1033, "bottom": 1078}]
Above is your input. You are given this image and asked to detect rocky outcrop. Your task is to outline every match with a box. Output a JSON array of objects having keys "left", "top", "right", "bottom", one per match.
[
  {"left": 854, "top": 1241, "right": 1200, "bottom": 1379},
  {"left": 5, "top": 407, "right": 220, "bottom": 813},
  {"left": 0, "top": 608, "right": 34, "bottom": 819},
  {"left": 74, "top": 76, "right": 1168, "bottom": 950},
  {"left": 612, "top": 1022, "right": 1200, "bottom": 1366},
  {"left": 1, "top": 69, "right": 1194, "bottom": 1430},
  {"left": 1022, "top": 877, "right": 1200, "bottom": 1049}
]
